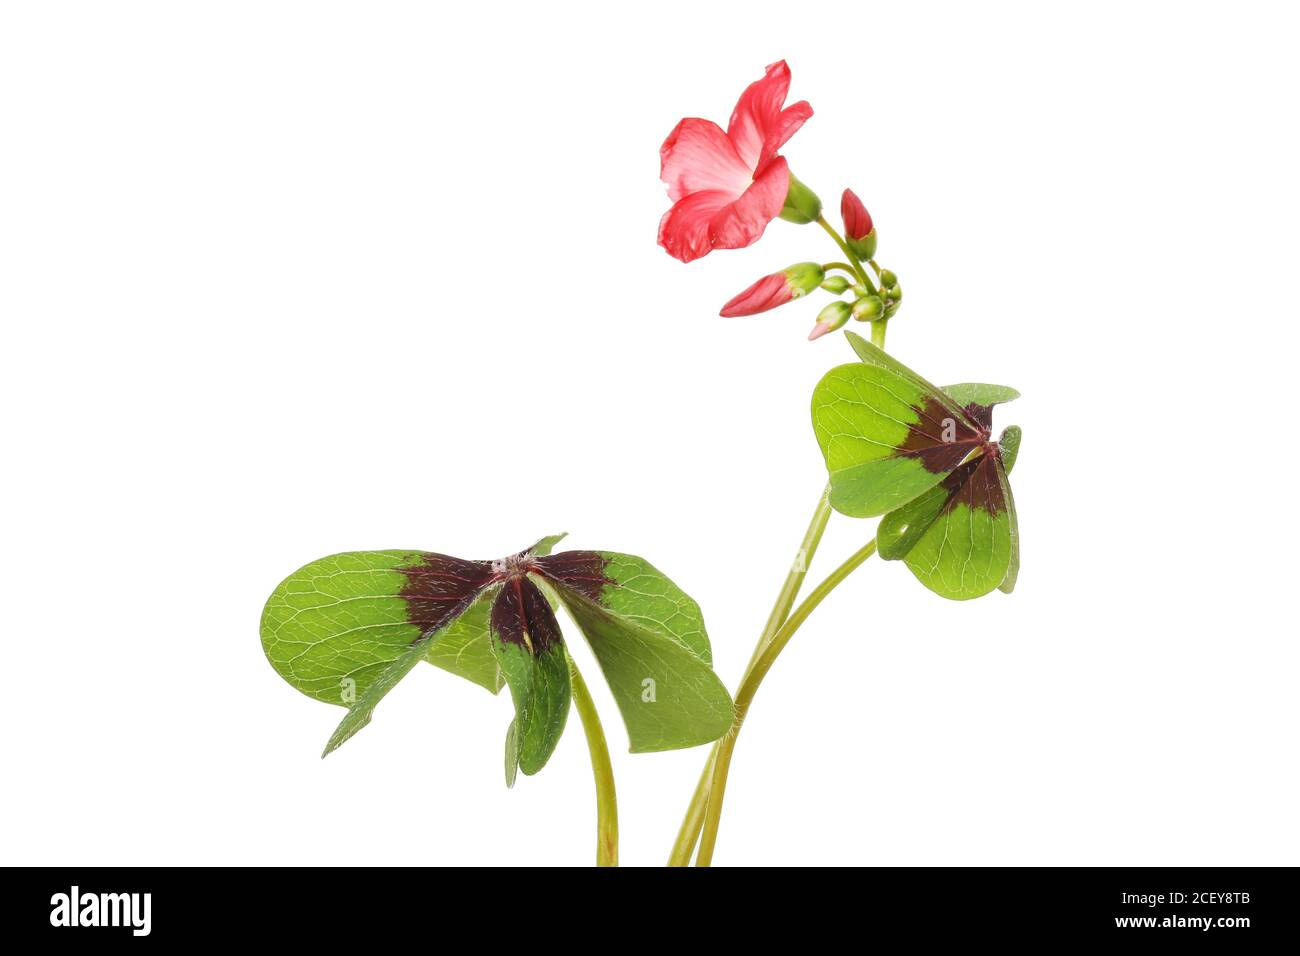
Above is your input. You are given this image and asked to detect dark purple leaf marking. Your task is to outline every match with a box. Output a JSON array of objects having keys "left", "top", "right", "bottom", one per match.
[
  {"left": 398, "top": 553, "right": 495, "bottom": 642},
  {"left": 532, "top": 551, "right": 611, "bottom": 603},
  {"left": 898, "top": 395, "right": 988, "bottom": 474},
  {"left": 491, "top": 576, "right": 563, "bottom": 654},
  {"left": 396, "top": 545, "right": 613, "bottom": 656},
  {"left": 939, "top": 443, "right": 1007, "bottom": 517},
  {"left": 962, "top": 402, "right": 996, "bottom": 433}
]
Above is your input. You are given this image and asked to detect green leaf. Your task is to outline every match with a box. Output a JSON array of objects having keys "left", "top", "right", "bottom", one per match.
[
  {"left": 812, "top": 363, "right": 981, "bottom": 518},
  {"left": 261, "top": 550, "right": 439, "bottom": 706},
  {"left": 261, "top": 550, "right": 503, "bottom": 700},
  {"left": 843, "top": 332, "right": 1019, "bottom": 432},
  {"left": 879, "top": 423, "right": 1023, "bottom": 595},
  {"left": 503, "top": 718, "right": 519, "bottom": 789},
  {"left": 941, "top": 383, "right": 1021, "bottom": 412},
  {"left": 527, "top": 533, "right": 568, "bottom": 557},
  {"left": 902, "top": 455, "right": 1016, "bottom": 601},
  {"left": 488, "top": 578, "right": 571, "bottom": 775},
  {"left": 999, "top": 424, "right": 1022, "bottom": 475},
  {"left": 997, "top": 430, "right": 1021, "bottom": 594},
  {"left": 592, "top": 551, "right": 712, "bottom": 664},
  {"left": 321, "top": 637, "right": 431, "bottom": 757},
  {"left": 843, "top": 333, "right": 977, "bottom": 420},
  {"left": 877, "top": 482, "right": 951, "bottom": 561},
  {"left": 539, "top": 552, "right": 733, "bottom": 753},
  {"left": 877, "top": 423, "right": 1020, "bottom": 565},
  {"left": 424, "top": 587, "right": 503, "bottom": 693}
]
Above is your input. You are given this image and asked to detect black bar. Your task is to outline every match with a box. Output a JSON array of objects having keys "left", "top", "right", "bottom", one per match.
[{"left": 7, "top": 866, "right": 1295, "bottom": 943}]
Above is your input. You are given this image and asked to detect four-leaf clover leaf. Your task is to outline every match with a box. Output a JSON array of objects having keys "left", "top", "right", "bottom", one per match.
[
  {"left": 812, "top": 333, "right": 1023, "bottom": 600},
  {"left": 260, "top": 535, "right": 734, "bottom": 775}
]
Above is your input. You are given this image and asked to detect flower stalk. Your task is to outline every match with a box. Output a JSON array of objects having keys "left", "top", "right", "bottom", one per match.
[
  {"left": 568, "top": 653, "right": 618, "bottom": 867},
  {"left": 669, "top": 485, "right": 834, "bottom": 866},
  {"left": 694, "top": 537, "right": 880, "bottom": 866}
]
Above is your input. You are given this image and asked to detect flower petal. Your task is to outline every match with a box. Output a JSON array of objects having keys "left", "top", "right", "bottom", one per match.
[
  {"left": 660, "top": 117, "right": 751, "bottom": 203},
  {"left": 727, "top": 61, "right": 794, "bottom": 170},
  {"left": 657, "top": 189, "right": 736, "bottom": 263},
  {"left": 719, "top": 272, "right": 793, "bottom": 316},
  {"left": 758, "top": 100, "right": 812, "bottom": 172},
  {"left": 707, "top": 156, "right": 790, "bottom": 252}
]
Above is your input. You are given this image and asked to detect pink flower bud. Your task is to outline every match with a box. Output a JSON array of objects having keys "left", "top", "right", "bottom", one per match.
[
  {"left": 841, "top": 189, "right": 874, "bottom": 241},
  {"left": 719, "top": 262, "right": 824, "bottom": 317}
]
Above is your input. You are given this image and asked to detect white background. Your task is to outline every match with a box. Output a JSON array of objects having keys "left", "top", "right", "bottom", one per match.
[{"left": 3, "top": 1, "right": 1297, "bottom": 867}]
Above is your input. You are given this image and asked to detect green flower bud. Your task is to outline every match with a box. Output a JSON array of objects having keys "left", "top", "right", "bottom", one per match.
[
  {"left": 779, "top": 173, "right": 823, "bottom": 225},
  {"left": 851, "top": 295, "right": 885, "bottom": 321},
  {"left": 809, "top": 300, "right": 852, "bottom": 340},
  {"left": 878, "top": 268, "right": 898, "bottom": 290},
  {"left": 886, "top": 283, "right": 902, "bottom": 302},
  {"left": 820, "top": 275, "right": 851, "bottom": 294}
]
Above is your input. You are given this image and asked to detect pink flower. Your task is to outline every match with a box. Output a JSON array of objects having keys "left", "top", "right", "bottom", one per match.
[
  {"left": 719, "top": 262, "right": 824, "bottom": 316},
  {"left": 658, "top": 61, "right": 813, "bottom": 263}
]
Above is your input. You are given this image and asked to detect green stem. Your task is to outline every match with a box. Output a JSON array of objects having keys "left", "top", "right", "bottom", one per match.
[
  {"left": 821, "top": 261, "right": 857, "bottom": 277},
  {"left": 667, "top": 485, "right": 834, "bottom": 866},
  {"left": 568, "top": 653, "right": 618, "bottom": 867},
  {"left": 672, "top": 205, "right": 892, "bottom": 866},
  {"left": 816, "top": 215, "right": 877, "bottom": 294},
  {"left": 668, "top": 751, "right": 715, "bottom": 866},
  {"left": 747, "top": 486, "right": 833, "bottom": 672},
  {"left": 694, "top": 537, "right": 879, "bottom": 866}
]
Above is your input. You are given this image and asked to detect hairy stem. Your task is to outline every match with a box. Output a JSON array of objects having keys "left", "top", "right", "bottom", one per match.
[
  {"left": 694, "top": 538, "right": 879, "bottom": 866},
  {"left": 568, "top": 654, "right": 618, "bottom": 867},
  {"left": 667, "top": 486, "right": 834, "bottom": 866}
]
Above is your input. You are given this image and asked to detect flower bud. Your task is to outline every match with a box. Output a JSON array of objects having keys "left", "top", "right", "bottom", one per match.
[
  {"left": 851, "top": 295, "right": 885, "bottom": 321},
  {"left": 719, "top": 262, "right": 824, "bottom": 316},
  {"left": 841, "top": 189, "right": 877, "bottom": 260},
  {"left": 878, "top": 268, "right": 898, "bottom": 290},
  {"left": 779, "top": 173, "right": 823, "bottom": 225},
  {"left": 885, "top": 283, "right": 902, "bottom": 302},
  {"left": 820, "top": 275, "right": 851, "bottom": 294},
  {"left": 808, "top": 300, "right": 852, "bottom": 341}
]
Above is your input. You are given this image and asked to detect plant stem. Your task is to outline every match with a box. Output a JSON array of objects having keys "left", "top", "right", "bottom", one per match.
[
  {"left": 821, "top": 261, "right": 857, "bottom": 277},
  {"left": 668, "top": 751, "right": 715, "bottom": 866},
  {"left": 568, "top": 653, "right": 618, "bottom": 867},
  {"left": 694, "top": 537, "right": 879, "bottom": 866},
  {"left": 816, "top": 215, "right": 877, "bottom": 294},
  {"left": 667, "top": 485, "right": 834, "bottom": 866},
  {"left": 747, "top": 486, "right": 834, "bottom": 671},
  {"left": 672, "top": 211, "right": 894, "bottom": 866}
]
